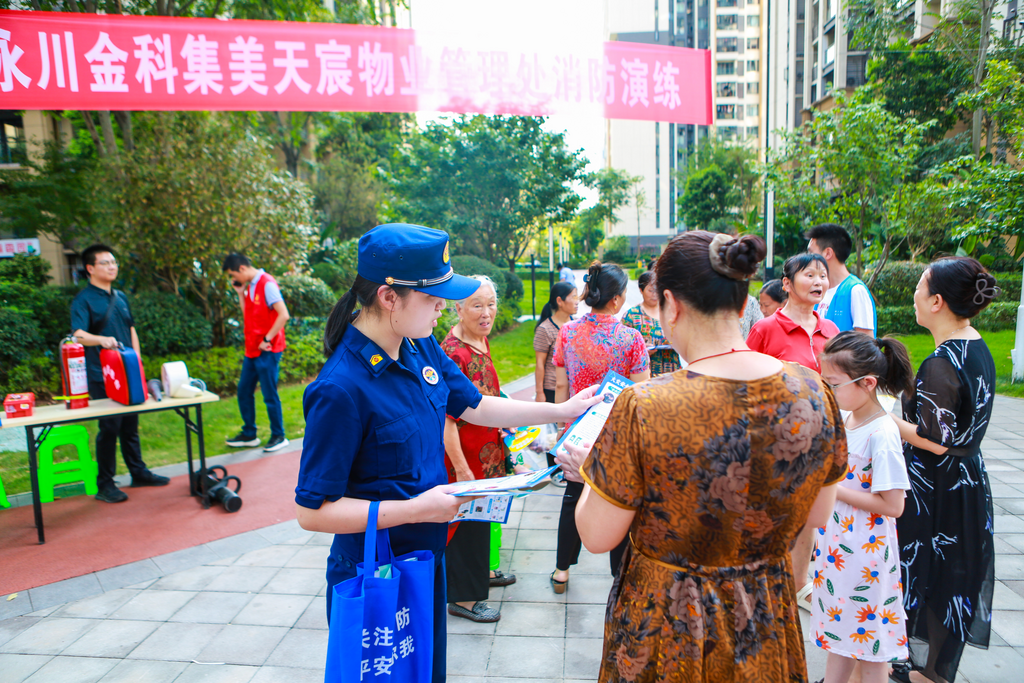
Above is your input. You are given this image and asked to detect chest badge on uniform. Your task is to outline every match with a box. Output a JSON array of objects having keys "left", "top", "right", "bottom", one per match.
[{"left": 422, "top": 366, "right": 439, "bottom": 385}]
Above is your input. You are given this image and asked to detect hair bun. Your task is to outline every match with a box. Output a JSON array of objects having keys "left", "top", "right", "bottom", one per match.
[
  {"left": 973, "top": 272, "right": 1000, "bottom": 306},
  {"left": 708, "top": 233, "right": 766, "bottom": 281}
]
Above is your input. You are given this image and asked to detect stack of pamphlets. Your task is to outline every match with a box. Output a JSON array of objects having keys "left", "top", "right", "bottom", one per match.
[
  {"left": 548, "top": 371, "right": 633, "bottom": 459},
  {"left": 447, "top": 466, "right": 560, "bottom": 523}
]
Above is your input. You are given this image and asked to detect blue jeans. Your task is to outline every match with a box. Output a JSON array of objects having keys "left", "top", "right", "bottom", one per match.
[{"left": 237, "top": 351, "right": 284, "bottom": 439}]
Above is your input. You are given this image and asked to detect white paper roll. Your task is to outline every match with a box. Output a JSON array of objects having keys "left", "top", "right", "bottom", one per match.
[{"left": 161, "top": 361, "right": 202, "bottom": 398}]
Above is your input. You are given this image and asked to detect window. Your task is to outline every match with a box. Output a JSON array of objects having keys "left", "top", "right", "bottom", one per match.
[
  {"left": 747, "top": 60, "right": 760, "bottom": 71},
  {"left": 717, "top": 61, "right": 736, "bottom": 75},
  {"left": 717, "top": 0, "right": 738, "bottom": 6},
  {"left": 716, "top": 104, "right": 737, "bottom": 120},
  {"left": 717, "top": 14, "right": 738, "bottom": 29},
  {"left": 716, "top": 81, "right": 738, "bottom": 97},
  {"left": 747, "top": 14, "right": 760, "bottom": 26},
  {"left": 717, "top": 127, "right": 738, "bottom": 141},
  {"left": 747, "top": 37, "right": 760, "bottom": 49},
  {"left": 717, "top": 37, "right": 739, "bottom": 52},
  {"left": 746, "top": 82, "right": 760, "bottom": 95},
  {"left": 747, "top": 126, "right": 760, "bottom": 138},
  {"left": 747, "top": 104, "right": 759, "bottom": 117}
]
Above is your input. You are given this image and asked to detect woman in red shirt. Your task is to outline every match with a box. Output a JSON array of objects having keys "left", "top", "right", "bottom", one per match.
[
  {"left": 746, "top": 251, "right": 839, "bottom": 614},
  {"left": 746, "top": 252, "right": 839, "bottom": 372}
]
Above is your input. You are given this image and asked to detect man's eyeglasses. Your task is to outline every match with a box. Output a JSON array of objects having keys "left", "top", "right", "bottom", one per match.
[
  {"left": 824, "top": 375, "right": 876, "bottom": 391},
  {"left": 95, "top": 259, "right": 118, "bottom": 267}
]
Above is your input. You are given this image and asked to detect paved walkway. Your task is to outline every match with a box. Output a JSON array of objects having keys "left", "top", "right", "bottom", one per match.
[{"left": 3, "top": 393, "right": 1024, "bottom": 681}]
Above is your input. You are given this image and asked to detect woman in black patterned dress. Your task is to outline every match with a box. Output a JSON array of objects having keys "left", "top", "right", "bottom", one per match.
[{"left": 893, "top": 257, "right": 1000, "bottom": 683}]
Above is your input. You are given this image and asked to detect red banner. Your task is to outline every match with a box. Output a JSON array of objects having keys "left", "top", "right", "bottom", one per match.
[{"left": 0, "top": 11, "right": 711, "bottom": 125}]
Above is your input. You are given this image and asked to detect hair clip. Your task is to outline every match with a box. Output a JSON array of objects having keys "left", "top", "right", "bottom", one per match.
[
  {"left": 583, "top": 274, "right": 590, "bottom": 283},
  {"left": 973, "top": 276, "right": 1000, "bottom": 306}
]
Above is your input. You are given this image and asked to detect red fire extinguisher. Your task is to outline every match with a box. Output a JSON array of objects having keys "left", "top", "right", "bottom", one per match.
[{"left": 58, "top": 336, "right": 90, "bottom": 410}]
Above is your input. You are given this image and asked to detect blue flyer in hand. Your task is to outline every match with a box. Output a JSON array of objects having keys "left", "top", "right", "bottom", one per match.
[{"left": 549, "top": 370, "right": 633, "bottom": 459}]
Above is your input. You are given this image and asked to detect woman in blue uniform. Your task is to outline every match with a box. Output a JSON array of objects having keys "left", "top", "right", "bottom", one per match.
[{"left": 295, "top": 224, "right": 600, "bottom": 682}]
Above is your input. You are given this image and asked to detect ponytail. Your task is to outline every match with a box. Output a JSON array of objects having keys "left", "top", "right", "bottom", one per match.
[
  {"left": 323, "top": 276, "right": 410, "bottom": 357},
  {"left": 582, "top": 261, "right": 628, "bottom": 310},
  {"left": 537, "top": 280, "right": 577, "bottom": 330},
  {"left": 875, "top": 337, "right": 914, "bottom": 398}
]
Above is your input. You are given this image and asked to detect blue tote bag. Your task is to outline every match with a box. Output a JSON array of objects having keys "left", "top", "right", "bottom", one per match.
[{"left": 325, "top": 501, "right": 435, "bottom": 683}]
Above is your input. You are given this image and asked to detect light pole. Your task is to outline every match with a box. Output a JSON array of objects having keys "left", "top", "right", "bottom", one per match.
[{"left": 762, "top": 0, "right": 775, "bottom": 280}]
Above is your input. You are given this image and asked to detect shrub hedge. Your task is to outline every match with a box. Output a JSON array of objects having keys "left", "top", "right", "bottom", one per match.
[
  {"left": 868, "top": 261, "right": 1021, "bottom": 308},
  {"left": 131, "top": 291, "right": 213, "bottom": 356},
  {"left": 877, "top": 301, "right": 1019, "bottom": 337},
  {"left": 451, "top": 255, "right": 524, "bottom": 303},
  {"left": 278, "top": 274, "right": 336, "bottom": 318},
  {"left": 0, "top": 253, "right": 51, "bottom": 286}
]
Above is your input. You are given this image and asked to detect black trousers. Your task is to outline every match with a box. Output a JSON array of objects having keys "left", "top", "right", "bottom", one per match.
[
  {"left": 556, "top": 479, "right": 628, "bottom": 576},
  {"left": 544, "top": 389, "right": 557, "bottom": 467},
  {"left": 445, "top": 520, "right": 491, "bottom": 604},
  {"left": 89, "top": 380, "right": 147, "bottom": 490}
]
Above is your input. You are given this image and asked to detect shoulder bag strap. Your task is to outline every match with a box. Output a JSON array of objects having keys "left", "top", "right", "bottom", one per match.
[{"left": 91, "top": 290, "right": 126, "bottom": 336}]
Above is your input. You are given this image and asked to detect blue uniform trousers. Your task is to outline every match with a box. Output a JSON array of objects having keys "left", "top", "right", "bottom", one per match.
[
  {"left": 326, "top": 545, "right": 447, "bottom": 683},
  {"left": 237, "top": 350, "right": 284, "bottom": 439}
]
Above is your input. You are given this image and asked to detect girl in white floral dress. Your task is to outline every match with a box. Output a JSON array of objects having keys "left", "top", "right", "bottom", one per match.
[{"left": 812, "top": 331, "right": 915, "bottom": 683}]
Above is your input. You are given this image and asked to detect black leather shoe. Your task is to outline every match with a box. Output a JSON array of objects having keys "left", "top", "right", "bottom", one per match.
[
  {"left": 489, "top": 571, "right": 517, "bottom": 587},
  {"left": 95, "top": 486, "right": 128, "bottom": 503},
  {"left": 131, "top": 470, "right": 170, "bottom": 487}
]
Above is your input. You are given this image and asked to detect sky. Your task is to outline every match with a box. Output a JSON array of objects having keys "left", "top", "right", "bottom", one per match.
[{"left": 406, "top": 0, "right": 608, "bottom": 205}]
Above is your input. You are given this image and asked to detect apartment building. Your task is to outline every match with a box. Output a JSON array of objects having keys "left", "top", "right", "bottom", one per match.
[{"left": 712, "top": 0, "right": 765, "bottom": 144}]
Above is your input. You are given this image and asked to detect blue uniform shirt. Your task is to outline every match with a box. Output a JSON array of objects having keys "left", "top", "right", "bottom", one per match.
[{"left": 296, "top": 323, "right": 482, "bottom": 562}]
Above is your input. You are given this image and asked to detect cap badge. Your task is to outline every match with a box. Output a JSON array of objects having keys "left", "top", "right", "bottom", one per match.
[
  {"left": 442, "top": 241, "right": 450, "bottom": 264},
  {"left": 422, "top": 366, "right": 439, "bottom": 385},
  {"left": 370, "top": 354, "right": 383, "bottom": 366},
  {"left": 385, "top": 276, "right": 395, "bottom": 285}
]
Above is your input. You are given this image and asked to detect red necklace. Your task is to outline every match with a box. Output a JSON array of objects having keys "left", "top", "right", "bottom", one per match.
[{"left": 687, "top": 348, "right": 757, "bottom": 365}]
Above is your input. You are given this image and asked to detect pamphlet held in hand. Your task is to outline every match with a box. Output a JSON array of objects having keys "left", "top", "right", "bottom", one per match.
[{"left": 549, "top": 371, "right": 633, "bottom": 459}]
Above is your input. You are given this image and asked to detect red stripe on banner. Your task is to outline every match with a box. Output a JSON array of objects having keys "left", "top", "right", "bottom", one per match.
[{"left": 0, "top": 10, "right": 712, "bottom": 125}]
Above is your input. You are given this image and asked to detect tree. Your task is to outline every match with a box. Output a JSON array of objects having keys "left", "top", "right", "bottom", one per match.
[
  {"left": 628, "top": 176, "right": 648, "bottom": 258},
  {"left": 94, "top": 112, "right": 316, "bottom": 343},
  {"left": 766, "top": 90, "right": 930, "bottom": 280},
  {"left": 680, "top": 165, "right": 730, "bottom": 230},
  {"left": 677, "top": 137, "right": 761, "bottom": 218},
  {"left": 390, "top": 116, "right": 588, "bottom": 271}
]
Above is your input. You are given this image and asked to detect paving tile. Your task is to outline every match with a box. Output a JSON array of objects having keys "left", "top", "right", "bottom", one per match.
[
  {"left": 567, "top": 603, "right": 606, "bottom": 638},
  {"left": 446, "top": 634, "right": 493, "bottom": 677},
  {"left": 0, "top": 653, "right": 52, "bottom": 683},
  {"left": 514, "top": 528, "right": 559, "bottom": 550},
  {"left": 499, "top": 527, "right": 518, "bottom": 550},
  {"left": 1003, "top": 580, "right": 1024, "bottom": 600},
  {"left": 24, "top": 605, "right": 59, "bottom": 618},
  {"left": 0, "top": 616, "right": 41, "bottom": 649},
  {"left": 283, "top": 545, "right": 330, "bottom": 569},
  {"left": 505, "top": 511, "right": 522, "bottom": 528},
  {"left": 499, "top": 572, "right": 567, "bottom": 604},
  {"left": 488, "top": 635, "right": 563, "bottom": 678},
  {"left": 517, "top": 511, "right": 560, "bottom": 530},
  {"left": 96, "top": 659, "right": 187, "bottom": 683},
  {"left": 574, "top": 549, "right": 615, "bottom": 576},
  {"left": 494, "top": 601, "right": 565, "bottom": 637},
  {"left": 996, "top": 555, "right": 1024, "bottom": 581},
  {"left": 249, "top": 666, "right": 324, "bottom": 683},
  {"left": 509, "top": 549, "right": 558, "bottom": 574},
  {"left": 0, "top": 617, "right": 100, "bottom": 655},
  {"left": 208, "top": 556, "right": 238, "bottom": 566},
  {"left": 956, "top": 643, "right": 1024, "bottom": 683},
  {"left": 279, "top": 531, "right": 315, "bottom": 546},
  {"left": 994, "top": 580, "right": 1024, "bottom": 611},
  {"left": 22, "top": 655, "right": 119, "bottom": 683},
  {"left": 150, "top": 565, "right": 227, "bottom": 591},
  {"left": 0, "top": 595, "right": 36, "bottom": 621},
  {"left": 254, "top": 519, "right": 305, "bottom": 544},
  {"left": 995, "top": 536, "right": 1022, "bottom": 555},
  {"left": 151, "top": 545, "right": 220, "bottom": 575},
  {"left": 50, "top": 588, "right": 138, "bottom": 619},
  {"left": 94, "top": 559, "right": 163, "bottom": 592},
  {"left": 194, "top": 624, "right": 290, "bottom": 666},
  {"left": 307, "top": 532, "right": 333, "bottom": 546},
  {"left": 294, "top": 596, "right": 328, "bottom": 630},
  {"left": 206, "top": 530, "right": 272, "bottom": 560},
  {"left": 233, "top": 545, "right": 301, "bottom": 568},
  {"left": 232, "top": 594, "right": 314, "bottom": 628},
  {"left": 564, "top": 574, "right": 614, "bottom": 605},
  {"left": 126, "top": 622, "right": 225, "bottom": 661},
  {"left": 26, "top": 573, "right": 104, "bottom": 612},
  {"left": 565, "top": 636, "right": 603, "bottom": 681},
  {"left": 1001, "top": 534, "right": 1024, "bottom": 554},
  {"left": 991, "top": 483, "right": 1024, "bottom": 499},
  {"left": 125, "top": 579, "right": 157, "bottom": 591},
  {"left": 262, "top": 568, "right": 327, "bottom": 596},
  {"left": 991, "top": 610, "right": 1024, "bottom": 646},
  {"left": 999, "top": 499, "right": 1024, "bottom": 515},
  {"left": 62, "top": 618, "right": 159, "bottom": 658},
  {"left": 205, "top": 566, "right": 279, "bottom": 593},
  {"left": 108, "top": 589, "right": 197, "bottom": 621},
  {"left": 524, "top": 493, "right": 564, "bottom": 512},
  {"left": 171, "top": 662, "right": 259, "bottom": 683},
  {"left": 262, "top": 628, "right": 329, "bottom": 669},
  {"left": 995, "top": 515, "right": 1024, "bottom": 534},
  {"left": 168, "top": 591, "right": 255, "bottom": 624}
]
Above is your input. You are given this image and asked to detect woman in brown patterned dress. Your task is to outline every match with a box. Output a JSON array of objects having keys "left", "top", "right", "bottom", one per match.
[{"left": 557, "top": 231, "right": 849, "bottom": 682}]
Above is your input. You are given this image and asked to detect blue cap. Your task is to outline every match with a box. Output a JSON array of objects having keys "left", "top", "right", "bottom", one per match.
[{"left": 358, "top": 224, "right": 482, "bottom": 300}]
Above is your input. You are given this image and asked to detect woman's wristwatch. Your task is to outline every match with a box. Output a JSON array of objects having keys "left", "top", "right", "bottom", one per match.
[{"left": 263, "top": 336, "right": 272, "bottom": 344}]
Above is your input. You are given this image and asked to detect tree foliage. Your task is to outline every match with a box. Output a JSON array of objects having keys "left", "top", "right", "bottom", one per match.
[
  {"left": 390, "top": 116, "right": 587, "bottom": 271},
  {"left": 677, "top": 137, "right": 761, "bottom": 219},
  {"left": 680, "top": 165, "right": 730, "bottom": 230}
]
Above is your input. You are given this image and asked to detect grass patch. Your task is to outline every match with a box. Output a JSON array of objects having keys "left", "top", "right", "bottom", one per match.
[
  {"left": 890, "top": 329, "right": 1024, "bottom": 398},
  {"left": 0, "top": 383, "right": 311, "bottom": 498}
]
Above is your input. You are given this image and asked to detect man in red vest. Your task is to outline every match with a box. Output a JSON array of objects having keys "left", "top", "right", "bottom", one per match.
[{"left": 223, "top": 253, "right": 291, "bottom": 452}]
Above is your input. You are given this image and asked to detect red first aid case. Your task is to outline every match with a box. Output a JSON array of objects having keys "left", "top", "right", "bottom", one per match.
[
  {"left": 100, "top": 345, "right": 149, "bottom": 406},
  {"left": 4, "top": 393, "right": 36, "bottom": 419}
]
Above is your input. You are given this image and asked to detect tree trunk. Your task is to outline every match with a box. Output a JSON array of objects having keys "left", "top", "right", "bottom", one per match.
[
  {"left": 79, "top": 111, "right": 104, "bottom": 158},
  {"left": 114, "top": 111, "right": 134, "bottom": 152},
  {"left": 972, "top": 0, "right": 994, "bottom": 158},
  {"left": 98, "top": 111, "right": 119, "bottom": 159},
  {"left": 856, "top": 203, "right": 866, "bottom": 278}
]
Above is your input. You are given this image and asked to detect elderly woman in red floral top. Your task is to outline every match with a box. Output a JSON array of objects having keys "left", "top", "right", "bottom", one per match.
[{"left": 441, "top": 275, "right": 521, "bottom": 623}]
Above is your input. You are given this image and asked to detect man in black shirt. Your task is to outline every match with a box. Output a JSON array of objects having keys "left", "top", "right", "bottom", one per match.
[{"left": 70, "top": 244, "right": 169, "bottom": 503}]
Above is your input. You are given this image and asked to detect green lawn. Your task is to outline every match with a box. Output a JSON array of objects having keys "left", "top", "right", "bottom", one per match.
[{"left": 891, "top": 329, "right": 1023, "bottom": 398}]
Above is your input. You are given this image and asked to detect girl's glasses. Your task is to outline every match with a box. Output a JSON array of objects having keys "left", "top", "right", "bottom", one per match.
[{"left": 824, "top": 375, "right": 876, "bottom": 390}]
